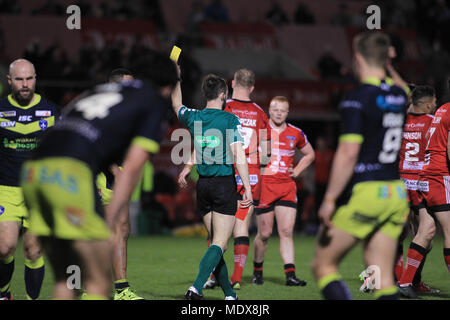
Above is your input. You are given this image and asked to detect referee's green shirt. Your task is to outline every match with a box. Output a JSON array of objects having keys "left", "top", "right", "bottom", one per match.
[{"left": 178, "top": 105, "right": 244, "bottom": 177}]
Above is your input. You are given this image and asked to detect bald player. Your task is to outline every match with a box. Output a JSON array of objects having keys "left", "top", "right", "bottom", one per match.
[{"left": 0, "top": 59, "right": 59, "bottom": 300}]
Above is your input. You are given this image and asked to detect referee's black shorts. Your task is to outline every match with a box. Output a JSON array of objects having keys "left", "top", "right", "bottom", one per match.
[{"left": 196, "top": 175, "right": 238, "bottom": 216}]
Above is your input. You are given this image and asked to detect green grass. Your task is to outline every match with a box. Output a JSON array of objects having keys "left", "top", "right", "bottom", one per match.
[{"left": 8, "top": 234, "right": 450, "bottom": 300}]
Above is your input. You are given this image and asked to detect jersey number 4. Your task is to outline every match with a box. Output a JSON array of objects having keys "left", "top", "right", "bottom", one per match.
[{"left": 74, "top": 92, "right": 123, "bottom": 120}]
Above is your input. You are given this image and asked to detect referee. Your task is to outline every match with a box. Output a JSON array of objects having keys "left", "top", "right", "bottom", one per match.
[{"left": 172, "top": 68, "right": 252, "bottom": 300}]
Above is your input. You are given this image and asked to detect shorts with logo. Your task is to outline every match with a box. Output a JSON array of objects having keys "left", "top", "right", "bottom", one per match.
[
  {"left": 0, "top": 185, "right": 29, "bottom": 228},
  {"left": 400, "top": 173, "right": 425, "bottom": 215},
  {"left": 20, "top": 157, "right": 110, "bottom": 240},
  {"left": 196, "top": 175, "right": 238, "bottom": 216},
  {"left": 235, "top": 165, "right": 261, "bottom": 205},
  {"left": 332, "top": 180, "right": 409, "bottom": 240},
  {"left": 258, "top": 177, "right": 297, "bottom": 215},
  {"left": 418, "top": 174, "right": 450, "bottom": 212}
]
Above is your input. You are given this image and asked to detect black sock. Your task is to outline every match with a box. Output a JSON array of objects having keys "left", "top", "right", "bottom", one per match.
[
  {"left": 284, "top": 263, "right": 296, "bottom": 278},
  {"left": 0, "top": 257, "right": 14, "bottom": 296},
  {"left": 321, "top": 280, "right": 352, "bottom": 300},
  {"left": 253, "top": 261, "right": 263, "bottom": 276},
  {"left": 24, "top": 258, "right": 45, "bottom": 300},
  {"left": 114, "top": 280, "right": 130, "bottom": 292}
]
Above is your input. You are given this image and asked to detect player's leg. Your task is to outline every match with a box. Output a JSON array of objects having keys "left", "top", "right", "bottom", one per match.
[
  {"left": 274, "top": 205, "right": 306, "bottom": 286},
  {"left": 73, "top": 239, "right": 112, "bottom": 300},
  {"left": 230, "top": 202, "right": 254, "bottom": 288},
  {"left": 399, "top": 208, "right": 436, "bottom": 289},
  {"left": 433, "top": 210, "right": 450, "bottom": 273},
  {"left": 252, "top": 208, "right": 275, "bottom": 285},
  {"left": 363, "top": 230, "right": 400, "bottom": 300},
  {"left": 311, "top": 225, "right": 358, "bottom": 299},
  {"left": 22, "top": 230, "right": 45, "bottom": 300},
  {"left": 0, "top": 221, "right": 20, "bottom": 300}
]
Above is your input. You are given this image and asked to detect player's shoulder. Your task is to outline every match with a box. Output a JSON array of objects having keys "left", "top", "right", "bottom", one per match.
[
  {"left": 36, "top": 94, "right": 60, "bottom": 112},
  {"left": 287, "top": 123, "right": 305, "bottom": 136}
]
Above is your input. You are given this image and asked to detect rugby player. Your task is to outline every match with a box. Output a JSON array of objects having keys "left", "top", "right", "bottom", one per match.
[
  {"left": 397, "top": 85, "right": 439, "bottom": 298},
  {"left": 416, "top": 83, "right": 450, "bottom": 291},
  {"left": 95, "top": 68, "right": 144, "bottom": 300},
  {"left": 180, "top": 69, "right": 270, "bottom": 290},
  {"left": 252, "top": 96, "right": 314, "bottom": 286},
  {"left": 173, "top": 71, "right": 252, "bottom": 300},
  {"left": 311, "top": 32, "right": 410, "bottom": 300},
  {"left": 20, "top": 52, "right": 178, "bottom": 299},
  {"left": 0, "top": 59, "right": 59, "bottom": 300}
]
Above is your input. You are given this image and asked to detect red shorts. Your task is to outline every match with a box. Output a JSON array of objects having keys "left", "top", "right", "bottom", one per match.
[
  {"left": 236, "top": 165, "right": 261, "bottom": 203},
  {"left": 258, "top": 177, "right": 297, "bottom": 214},
  {"left": 400, "top": 173, "right": 423, "bottom": 214},
  {"left": 418, "top": 175, "right": 450, "bottom": 212}
]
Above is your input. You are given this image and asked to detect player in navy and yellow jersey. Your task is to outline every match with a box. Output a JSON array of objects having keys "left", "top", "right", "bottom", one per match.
[
  {"left": 311, "top": 32, "right": 410, "bottom": 300},
  {"left": 0, "top": 59, "right": 59, "bottom": 300},
  {"left": 20, "top": 52, "right": 178, "bottom": 299},
  {"left": 95, "top": 69, "right": 144, "bottom": 300}
]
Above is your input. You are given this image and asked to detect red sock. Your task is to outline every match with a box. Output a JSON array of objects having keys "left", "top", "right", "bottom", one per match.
[
  {"left": 231, "top": 237, "right": 249, "bottom": 284},
  {"left": 394, "top": 252, "right": 404, "bottom": 282},
  {"left": 399, "top": 242, "right": 426, "bottom": 286},
  {"left": 444, "top": 248, "right": 450, "bottom": 272}
]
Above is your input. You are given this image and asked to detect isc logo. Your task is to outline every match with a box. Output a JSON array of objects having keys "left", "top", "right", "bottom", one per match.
[{"left": 18, "top": 115, "right": 33, "bottom": 122}]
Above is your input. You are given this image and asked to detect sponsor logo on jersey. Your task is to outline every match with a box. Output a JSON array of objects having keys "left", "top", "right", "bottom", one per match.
[
  {"left": 235, "top": 174, "right": 259, "bottom": 186},
  {"left": 418, "top": 180, "right": 429, "bottom": 192},
  {"left": 404, "top": 122, "right": 425, "bottom": 129},
  {"left": 18, "top": 115, "right": 33, "bottom": 122},
  {"left": 35, "top": 110, "right": 52, "bottom": 117},
  {"left": 340, "top": 100, "right": 362, "bottom": 109},
  {"left": 376, "top": 94, "right": 406, "bottom": 112},
  {"left": 286, "top": 135, "right": 296, "bottom": 140},
  {"left": 433, "top": 117, "right": 441, "bottom": 124},
  {"left": 0, "top": 111, "right": 16, "bottom": 117},
  {"left": 194, "top": 135, "right": 221, "bottom": 148},
  {"left": 0, "top": 121, "right": 16, "bottom": 128},
  {"left": 39, "top": 119, "right": 48, "bottom": 130},
  {"left": 3, "top": 138, "right": 38, "bottom": 150},
  {"left": 382, "top": 113, "right": 404, "bottom": 127}
]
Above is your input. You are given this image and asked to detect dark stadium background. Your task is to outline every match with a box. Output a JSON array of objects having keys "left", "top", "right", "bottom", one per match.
[{"left": 1, "top": 0, "right": 449, "bottom": 235}]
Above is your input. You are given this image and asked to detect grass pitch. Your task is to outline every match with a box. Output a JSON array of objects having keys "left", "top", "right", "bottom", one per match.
[{"left": 8, "top": 234, "right": 449, "bottom": 300}]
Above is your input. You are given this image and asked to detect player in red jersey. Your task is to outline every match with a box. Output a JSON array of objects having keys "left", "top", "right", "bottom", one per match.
[
  {"left": 252, "top": 96, "right": 314, "bottom": 286},
  {"left": 396, "top": 86, "right": 439, "bottom": 298},
  {"left": 416, "top": 91, "right": 450, "bottom": 294},
  {"left": 178, "top": 69, "right": 270, "bottom": 289}
]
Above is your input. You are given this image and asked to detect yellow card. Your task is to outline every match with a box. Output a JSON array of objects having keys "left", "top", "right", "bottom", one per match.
[{"left": 170, "top": 46, "right": 182, "bottom": 62}]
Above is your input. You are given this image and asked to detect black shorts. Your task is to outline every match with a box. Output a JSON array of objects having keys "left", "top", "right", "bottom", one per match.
[{"left": 197, "top": 175, "right": 238, "bottom": 216}]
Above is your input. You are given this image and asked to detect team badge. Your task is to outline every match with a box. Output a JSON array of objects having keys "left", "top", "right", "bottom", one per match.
[{"left": 39, "top": 119, "right": 48, "bottom": 130}]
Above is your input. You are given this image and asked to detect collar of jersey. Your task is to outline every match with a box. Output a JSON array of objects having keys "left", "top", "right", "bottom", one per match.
[
  {"left": 8, "top": 94, "right": 41, "bottom": 109},
  {"left": 362, "top": 77, "right": 394, "bottom": 87}
]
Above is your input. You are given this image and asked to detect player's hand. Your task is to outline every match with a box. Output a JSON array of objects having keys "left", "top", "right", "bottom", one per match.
[
  {"left": 290, "top": 167, "right": 301, "bottom": 179},
  {"left": 178, "top": 165, "right": 192, "bottom": 189},
  {"left": 318, "top": 197, "right": 335, "bottom": 228},
  {"left": 240, "top": 187, "right": 253, "bottom": 208}
]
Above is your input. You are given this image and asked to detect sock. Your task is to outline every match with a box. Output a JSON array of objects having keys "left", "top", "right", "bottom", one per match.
[
  {"left": 253, "top": 261, "right": 263, "bottom": 276},
  {"left": 394, "top": 243, "right": 403, "bottom": 282},
  {"left": 213, "top": 257, "right": 236, "bottom": 298},
  {"left": 114, "top": 279, "right": 130, "bottom": 292},
  {"left": 399, "top": 242, "right": 426, "bottom": 286},
  {"left": 284, "top": 263, "right": 296, "bottom": 278},
  {"left": 231, "top": 236, "right": 249, "bottom": 284},
  {"left": 24, "top": 256, "right": 45, "bottom": 300},
  {"left": 444, "top": 248, "right": 450, "bottom": 272},
  {"left": 81, "top": 294, "right": 109, "bottom": 300},
  {"left": 412, "top": 246, "right": 430, "bottom": 286},
  {"left": 318, "top": 273, "right": 352, "bottom": 300},
  {"left": 0, "top": 256, "right": 14, "bottom": 297},
  {"left": 192, "top": 244, "right": 223, "bottom": 294},
  {"left": 374, "top": 286, "right": 399, "bottom": 300},
  {"left": 207, "top": 238, "right": 215, "bottom": 281}
]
